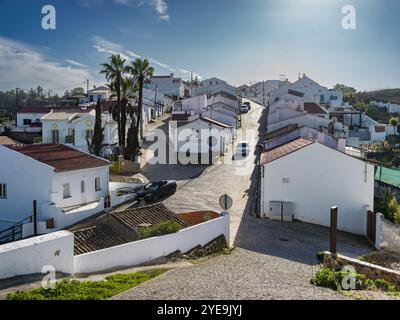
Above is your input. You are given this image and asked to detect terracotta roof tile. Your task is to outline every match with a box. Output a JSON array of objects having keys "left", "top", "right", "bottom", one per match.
[
  {"left": 0, "top": 136, "right": 19, "bottom": 145},
  {"left": 73, "top": 225, "right": 127, "bottom": 255},
  {"left": 6, "top": 144, "right": 109, "bottom": 172},
  {"left": 112, "top": 203, "right": 188, "bottom": 233},
  {"left": 304, "top": 103, "right": 327, "bottom": 114},
  {"left": 261, "top": 138, "right": 314, "bottom": 165}
]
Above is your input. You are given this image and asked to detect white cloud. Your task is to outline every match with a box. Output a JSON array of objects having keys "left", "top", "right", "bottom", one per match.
[
  {"left": 0, "top": 37, "right": 91, "bottom": 93},
  {"left": 65, "top": 59, "right": 88, "bottom": 68},
  {"left": 149, "top": 0, "right": 170, "bottom": 21},
  {"left": 92, "top": 35, "right": 201, "bottom": 79},
  {"left": 113, "top": 0, "right": 170, "bottom": 22}
]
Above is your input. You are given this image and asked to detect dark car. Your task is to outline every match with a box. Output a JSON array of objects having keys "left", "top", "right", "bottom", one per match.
[
  {"left": 243, "top": 101, "right": 251, "bottom": 110},
  {"left": 136, "top": 181, "right": 177, "bottom": 203}
]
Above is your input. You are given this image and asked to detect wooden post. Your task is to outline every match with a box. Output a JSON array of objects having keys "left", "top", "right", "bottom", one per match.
[
  {"left": 33, "top": 200, "right": 38, "bottom": 236},
  {"left": 330, "top": 206, "right": 338, "bottom": 254}
]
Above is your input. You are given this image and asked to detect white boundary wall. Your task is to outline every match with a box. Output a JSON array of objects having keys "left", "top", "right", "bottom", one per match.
[
  {"left": 74, "top": 214, "right": 230, "bottom": 274},
  {"left": 0, "top": 231, "right": 74, "bottom": 280},
  {"left": 0, "top": 215, "right": 230, "bottom": 279}
]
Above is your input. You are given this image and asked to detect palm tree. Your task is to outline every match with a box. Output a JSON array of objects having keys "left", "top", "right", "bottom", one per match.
[
  {"left": 389, "top": 117, "right": 399, "bottom": 137},
  {"left": 128, "top": 58, "right": 154, "bottom": 140},
  {"left": 100, "top": 54, "right": 129, "bottom": 153}
]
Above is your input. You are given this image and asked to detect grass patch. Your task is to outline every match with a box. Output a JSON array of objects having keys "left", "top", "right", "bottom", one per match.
[
  {"left": 137, "top": 221, "right": 183, "bottom": 240},
  {"left": 6, "top": 269, "right": 167, "bottom": 300},
  {"left": 311, "top": 268, "right": 397, "bottom": 294}
]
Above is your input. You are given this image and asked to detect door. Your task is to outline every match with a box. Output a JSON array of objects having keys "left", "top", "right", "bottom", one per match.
[
  {"left": 366, "top": 211, "right": 376, "bottom": 244},
  {"left": 51, "top": 130, "right": 59, "bottom": 143}
]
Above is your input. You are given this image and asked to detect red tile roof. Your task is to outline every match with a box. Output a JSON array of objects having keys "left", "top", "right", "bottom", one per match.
[
  {"left": 304, "top": 103, "right": 327, "bottom": 114},
  {"left": 0, "top": 136, "right": 19, "bottom": 145},
  {"left": 260, "top": 138, "right": 314, "bottom": 165},
  {"left": 6, "top": 144, "right": 109, "bottom": 172},
  {"left": 17, "top": 106, "right": 54, "bottom": 114}
]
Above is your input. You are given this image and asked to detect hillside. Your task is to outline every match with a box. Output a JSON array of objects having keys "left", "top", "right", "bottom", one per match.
[{"left": 356, "top": 88, "right": 400, "bottom": 104}]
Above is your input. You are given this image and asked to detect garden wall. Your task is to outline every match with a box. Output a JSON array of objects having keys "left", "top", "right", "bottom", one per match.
[
  {"left": 73, "top": 214, "right": 230, "bottom": 274},
  {"left": 0, "top": 231, "right": 74, "bottom": 280}
]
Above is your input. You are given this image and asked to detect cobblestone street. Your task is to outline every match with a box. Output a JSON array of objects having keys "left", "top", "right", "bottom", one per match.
[{"left": 116, "top": 101, "right": 373, "bottom": 300}]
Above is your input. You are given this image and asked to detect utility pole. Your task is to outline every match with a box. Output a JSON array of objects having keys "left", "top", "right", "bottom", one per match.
[
  {"left": 15, "top": 87, "right": 19, "bottom": 121},
  {"left": 262, "top": 81, "right": 265, "bottom": 108},
  {"left": 190, "top": 71, "right": 193, "bottom": 97}
]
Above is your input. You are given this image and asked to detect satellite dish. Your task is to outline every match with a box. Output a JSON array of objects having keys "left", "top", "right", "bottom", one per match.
[{"left": 219, "top": 194, "right": 233, "bottom": 211}]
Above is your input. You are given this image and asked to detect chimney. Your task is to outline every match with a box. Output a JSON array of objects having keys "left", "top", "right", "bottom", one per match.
[{"left": 170, "top": 73, "right": 174, "bottom": 79}]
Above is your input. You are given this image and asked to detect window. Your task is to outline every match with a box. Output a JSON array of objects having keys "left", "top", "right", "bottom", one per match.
[
  {"left": 89, "top": 95, "right": 94, "bottom": 102},
  {"left": 63, "top": 183, "right": 71, "bottom": 199},
  {"left": 81, "top": 180, "right": 85, "bottom": 194},
  {"left": 23, "top": 119, "right": 32, "bottom": 125},
  {"left": 95, "top": 177, "right": 101, "bottom": 191},
  {"left": 0, "top": 184, "right": 7, "bottom": 198},
  {"left": 86, "top": 129, "right": 94, "bottom": 140}
]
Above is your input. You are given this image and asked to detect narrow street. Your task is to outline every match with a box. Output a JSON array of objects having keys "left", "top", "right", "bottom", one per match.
[
  {"left": 142, "top": 100, "right": 265, "bottom": 244},
  {"left": 116, "top": 101, "right": 373, "bottom": 300}
]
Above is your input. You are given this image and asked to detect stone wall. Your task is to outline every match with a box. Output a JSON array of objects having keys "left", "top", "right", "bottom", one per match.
[{"left": 320, "top": 251, "right": 400, "bottom": 290}]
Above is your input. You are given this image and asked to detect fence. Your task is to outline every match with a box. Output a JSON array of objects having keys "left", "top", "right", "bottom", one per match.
[
  {"left": 0, "top": 214, "right": 230, "bottom": 279},
  {"left": 375, "top": 165, "right": 400, "bottom": 188}
]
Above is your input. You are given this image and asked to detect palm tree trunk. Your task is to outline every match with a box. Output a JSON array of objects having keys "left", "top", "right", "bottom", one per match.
[
  {"left": 116, "top": 75, "right": 123, "bottom": 155},
  {"left": 138, "top": 76, "right": 144, "bottom": 140}
]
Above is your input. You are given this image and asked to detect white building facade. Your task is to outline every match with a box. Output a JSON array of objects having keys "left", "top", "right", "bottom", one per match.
[{"left": 260, "top": 138, "right": 374, "bottom": 235}]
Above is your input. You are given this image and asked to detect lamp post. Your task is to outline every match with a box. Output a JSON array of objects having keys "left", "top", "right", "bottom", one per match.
[{"left": 209, "top": 123, "right": 212, "bottom": 165}]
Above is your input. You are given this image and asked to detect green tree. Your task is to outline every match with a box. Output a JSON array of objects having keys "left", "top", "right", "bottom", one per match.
[
  {"left": 70, "top": 87, "right": 85, "bottom": 96},
  {"left": 87, "top": 99, "right": 105, "bottom": 156},
  {"left": 389, "top": 117, "right": 399, "bottom": 136},
  {"left": 100, "top": 54, "right": 130, "bottom": 154},
  {"left": 128, "top": 58, "right": 154, "bottom": 140}
]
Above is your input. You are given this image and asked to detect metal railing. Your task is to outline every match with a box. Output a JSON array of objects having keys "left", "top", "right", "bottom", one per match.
[{"left": 0, "top": 216, "right": 33, "bottom": 245}]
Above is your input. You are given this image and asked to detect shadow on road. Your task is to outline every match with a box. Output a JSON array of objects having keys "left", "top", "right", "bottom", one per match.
[{"left": 233, "top": 102, "right": 372, "bottom": 266}]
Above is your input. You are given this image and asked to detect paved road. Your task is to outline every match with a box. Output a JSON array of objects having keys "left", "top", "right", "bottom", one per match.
[
  {"left": 142, "top": 100, "right": 264, "bottom": 244},
  {"left": 116, "top": 100, "right": 373, "bottom": 300}
]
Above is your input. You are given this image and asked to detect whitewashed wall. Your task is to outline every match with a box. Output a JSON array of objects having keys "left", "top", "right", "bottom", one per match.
[
  {"left": 261, "top": 142, "right": 374, "bottom": 235},
  {"left": 51, "top": 166, "right": 109, "bottom": 208},
  {"left": 74, "top": 214, "right": 230, "bottom": 274},
  {"left": 0, "top": 231, "right": 74, "bottom": 280},
  {"left": 0, "top": 146, "right": 53, "bottom": 230},
  {"left": 16, "top": 112, "right": 48, "bottom": 127}
]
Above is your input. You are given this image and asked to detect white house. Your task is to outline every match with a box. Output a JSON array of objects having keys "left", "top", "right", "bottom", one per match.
[
  {"left": 173, "top": 95, "right": 208, "bottom": 114},
  {"left": 149, "top": 74, "right": 190, "bottom": 99},
  {"left": 169, "top": 115, "right": 234, "bottom": 164},
  {"left": 0, "top": 144, "right": 110, "bottom": 234},
  {"left": 371, "top": 101, "right": 400, "bottom": 114},
  {"left": 260, "top": 137, "right": 374, "bottom": 235},
  {"left": 84, "top": 86, "right": 113, "bottom": 104},
  {"left": 16, "top": 106, "right": 53, "bottom": 129},
  {"left": 193, "top": 77, "right": 237, "bottom": 98},
  {"left": 41, "top": 108, "right": 118, "bottom": 153},
  {"left": 270, "top": 74, "right": 343, "bottom": 108}
]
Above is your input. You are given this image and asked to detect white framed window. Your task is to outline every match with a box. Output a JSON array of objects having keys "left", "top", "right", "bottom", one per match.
[
  {"left": 81, "top": 180, "right": 85, "bottom": 194},
  {"left": 95, "top": 177, "right": 101, "bottom": 191},
  {"left": 63, "top": 183, "right": 71, "bottom": 199},
  {"left": 0, "top": 184, "right": 7, "bottom": 198}
]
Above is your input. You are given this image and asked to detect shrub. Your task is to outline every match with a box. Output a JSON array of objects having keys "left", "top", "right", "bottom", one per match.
[
  {"left": 136, "top": 221, "right": 183, "bottom": 240},
  {"left": 311, "top": 268, "right": 398, "bottom": 293},
  {"left": 6, "top": 269, "right": 167, "bottom": 300}
]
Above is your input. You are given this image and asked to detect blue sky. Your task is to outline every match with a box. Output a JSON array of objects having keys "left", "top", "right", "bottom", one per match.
[{"left": 0, "top": 0, "right": 399, "bottom": 93}]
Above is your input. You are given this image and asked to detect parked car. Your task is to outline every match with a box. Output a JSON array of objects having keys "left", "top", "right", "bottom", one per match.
[
  {"left": 243, "top": 101, "right": 251, "bottom": 110},
  {"left": 136, "top": 181, "right": 177, "bottom": 203},
  {"left": 233, "top": 141, "right": 251, "bottom": 159},
  {"left": 240, "top": 105, "right": 249, "bottom": 114}
]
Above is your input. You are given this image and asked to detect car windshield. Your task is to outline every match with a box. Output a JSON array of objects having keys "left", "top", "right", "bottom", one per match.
[{"left": 143, "top": 183, "right": 160, "bottom": 191}]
